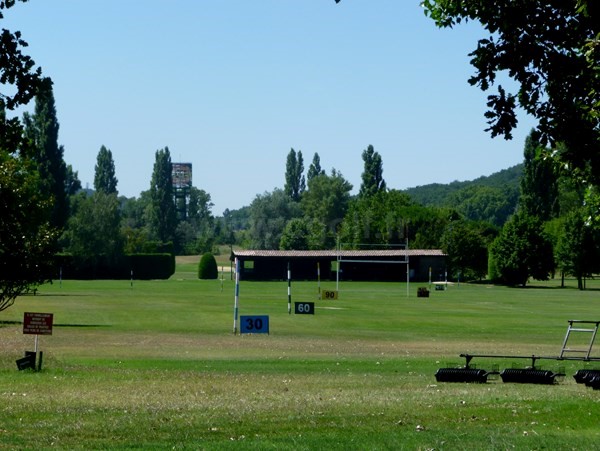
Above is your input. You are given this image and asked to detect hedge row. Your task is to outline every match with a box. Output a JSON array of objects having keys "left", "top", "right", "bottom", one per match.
[{"left": 55, "top": 253, "right": 175, "bottom": 280}]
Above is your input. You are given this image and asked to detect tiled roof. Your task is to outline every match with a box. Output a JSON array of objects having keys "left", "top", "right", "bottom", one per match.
[{"left": 232, "top": 249, "right": 445, "bottom": 258}]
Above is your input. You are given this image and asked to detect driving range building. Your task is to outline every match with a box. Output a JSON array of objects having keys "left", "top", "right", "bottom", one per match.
[{"left": 231, "top": 249, "right": 446, "bottom": 282}]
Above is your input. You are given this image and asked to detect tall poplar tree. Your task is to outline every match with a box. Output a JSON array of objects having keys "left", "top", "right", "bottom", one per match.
[
  {"left": 359, "top": 144, "right": 386, "bottom": 198},
  {"left": 94, "top": 145, "right": 118, "bottom": 194},
  {"left": 284, "top": 148, "right": 305, "bottom": 201},
  {"left": 23, "top": 79, "right": 68, "bottom": 229},
  {"left": 149, "top": 147, "right": 177, "bottom": 244},
  {"left": 307, "top": 152, "right": 325, "bottom": 182},
  {"left": 519, "top": 130, "right": 559, "bottom": 221}
]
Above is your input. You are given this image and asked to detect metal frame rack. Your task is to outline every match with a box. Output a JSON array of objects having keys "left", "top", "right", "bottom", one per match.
[{"left": 435, "top": 320, "right": 600, "bottom": 387}]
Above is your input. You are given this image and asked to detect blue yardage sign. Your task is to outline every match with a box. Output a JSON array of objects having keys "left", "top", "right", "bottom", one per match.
[{"left": 240, "top": 315, "right": 269, "bottom": 334}]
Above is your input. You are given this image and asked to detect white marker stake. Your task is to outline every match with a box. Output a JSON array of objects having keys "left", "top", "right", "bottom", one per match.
[
  {"left": 233, "top": 258, "right": 240, "bottom": 334},
  {"left": 317, "top": 262, "right": 321, "bottom": 300},
  {"left": 429, "top": 266, "right": 432, "bottom": 289}
]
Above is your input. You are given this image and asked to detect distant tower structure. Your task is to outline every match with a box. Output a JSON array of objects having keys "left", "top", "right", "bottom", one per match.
[{"left": 171, "top": 163, "right": 192, "bottom": 220}]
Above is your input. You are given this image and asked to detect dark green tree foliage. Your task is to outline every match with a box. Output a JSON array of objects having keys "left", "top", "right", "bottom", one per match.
[
  {"left": 490, "top": 212, "right": 554, "bottom": 286},
  {"left": 359, "top": 144, "right": 386, "bottom": 198},
  {"left": 65, "top": 192, "right": 123, "bottom": 263},
  {"left": 340, "top": 190, "right": 412, "bottom": 247},
  {"left": 519, "top": 130, "right": 559, "bottom": 220},
  {"left": 279, "top": 217, "right": 326, "bottom": 250},
  {"left": 307, "top": 152, "right": 325, "bottom": 182},
  {"left": 1, "top": 1, "right": 52, "bottom": 311},
  {"left": 65, "top": 164, "right": 82, "bottom": 196},
  {"left": 248, "top": 188, "right": 302, "bottom": 249},
  {"left": 422, "top": 1, "right": 600, "bottom": 187},
  {"left": 280, "top": 218, "right": 310, "bottom": 250},
  {"left": 94, "top": 145, "right": 118, "bottom": 194},
  {"left": 23, "top": 80, "right": 69, "bottom": 229},
  {"left": 0, "top": 1, "right": 42, "bottom": 112},
  {"left": 440, "top": 220, "right": 490, "bottom": 281},
  {"left": 149, "top": 147, "right": 177, "bottom": 244},
  {"left": 217, "top": 206, "right": 250, "bottom": 246},
  {"left": 556, "top": 210, "right": 600, "bottom": 290},
  {"left": 284, "top": 148, "right": 305, "bottom": 201},
  {"left": 176, "top": 187, "right": 215, "bottom": 254},
  {"left": 198, "top": 252, "right": 218, "bottom": 279},
  {"left": 404, "top": 165, "right": 522, "bottom": 212},
  {"left": 448, "top": 185, "right": 517, "bottom": 227},
  {"left": 301, "top": 169, "right": 353, "bottom": 246},
  {"left": 0, "top": 150, "right": 56, "bottom": 311}
]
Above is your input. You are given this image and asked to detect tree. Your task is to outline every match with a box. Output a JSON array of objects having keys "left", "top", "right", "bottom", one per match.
[
  {"left": 1, "top": 1, "right": 51, "bottom": 311},
  {"left": 65, "top": 191, "right": 123, "bottom": 263},
  {"left": 65, "top": 164, "right": 82, "bottom": 196},
  {"left": 359, "top": 144, "right": 386, "bottom": 198},
  {"left": 340, "top": 190, "right": 412, "bottom": 247},
  {"left": 94, "top": 145, "right": 118, "bottom": 195},
  {"left": 63, "top": 144, "right": 122, "bottom": 262},
  {"left": 284, "top": 148, "right": 305, "bottom": 202},
  {"left": 302, "top": 169, "right": 353, "bottom": 246},
  {"left": 279, "top": 217, "right": 326, "bottom": 250},
  {"left": 421, "top": 2, "right": 600, "bottom": 189},
  {"left": 307, "top": 152, "right": 325, "bottom": 182},
  {"left": 440, "top": 220, "right": 489, "bottom": 281},
  {"left": 448, "top": 184, "right": 517, "bottom": 227},
  {"left": 177, "top": 187, "right": 215, "bottom": 254},
  {"left": 23, "top": 80, "right": 69, "bottom": 230},
  {"left": 0, "top": 149, "right": 56, "bottom": 312},
  {"left": 0, "top": 1, "right": 43, "bottom": 113},
  {"left": 489, "top": 212, "right": 554, "bottom": 286},
  {"left": 149, "top": 147, "right": 177, "bottom": 244},
  {"left": 519, "top": 130, "right": 559, "bottom": 221},
  {"left": 279, "top": 218, "right": 310, "bottom": 250},
  {"left": 556, "top": 209, "right": 600, "bottom": 290},
  {"left": 248, "top": 188, "right": 302, "bottom": 249}
]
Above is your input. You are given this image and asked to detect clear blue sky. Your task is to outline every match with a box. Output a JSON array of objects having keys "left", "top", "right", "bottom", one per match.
[{"left": 5, "top": 0, "right": 534, "bottom": 215}]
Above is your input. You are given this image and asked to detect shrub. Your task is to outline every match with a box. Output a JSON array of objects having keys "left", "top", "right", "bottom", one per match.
[{"left": 198, "top": 253, "right": 218, "bottom": 279}]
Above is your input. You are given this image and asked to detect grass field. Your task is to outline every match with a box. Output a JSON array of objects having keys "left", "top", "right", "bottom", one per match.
[{"left": 1, "top": 265, "right": 600, "bottom": 449}]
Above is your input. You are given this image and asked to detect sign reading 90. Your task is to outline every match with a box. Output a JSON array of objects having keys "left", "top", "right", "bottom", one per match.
[
  {"left": 294, "top": 302, "right": 315, "bottom": 315},
  {"left": 322, "top": 290, "right": 338, "bottom": 300},
  {"left": 240, "top": 315, "right": 269, "bottom": 334}
]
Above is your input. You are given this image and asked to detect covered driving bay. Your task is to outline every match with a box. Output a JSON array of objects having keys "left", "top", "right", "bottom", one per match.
[{"left": 231, "top": 249, "right": 446, "bottom": 282}]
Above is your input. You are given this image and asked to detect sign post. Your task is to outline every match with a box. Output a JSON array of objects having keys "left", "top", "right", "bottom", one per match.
[{"left": 19, "top": 312, "right": 53, "bottom": 371}]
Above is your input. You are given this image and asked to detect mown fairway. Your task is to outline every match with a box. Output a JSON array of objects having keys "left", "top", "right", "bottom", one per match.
[{"left": 1, "top": 266, "right": 600, "bottom": 450}]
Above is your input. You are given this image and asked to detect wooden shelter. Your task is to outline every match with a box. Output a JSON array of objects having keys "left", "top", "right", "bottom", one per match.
[{"left": 231, "top": 249, "right": 446, "bottom": 282}]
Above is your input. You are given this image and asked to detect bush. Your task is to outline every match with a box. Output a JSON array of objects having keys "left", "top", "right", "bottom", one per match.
[{"left": 198, "top": 253, "right": 218, "bottom": 279}]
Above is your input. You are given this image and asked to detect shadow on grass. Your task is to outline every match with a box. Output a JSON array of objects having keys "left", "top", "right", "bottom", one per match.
[
  {"left": 1, "top": 321, "right": 107, "bottom": 328},
  {"left": 55, "top": 323, "right": 108, "bottom": 328},
  {"left": 20, "top": 293, "right": 93, "bottom": 297},
  {"left": 518, "top": 285, "right": 600, "bottom": 291}
]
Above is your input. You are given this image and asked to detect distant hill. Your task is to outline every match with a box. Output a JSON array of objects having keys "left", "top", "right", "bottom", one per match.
[{"left": 403, "top": 164, "right": 523, "bottom": 226}]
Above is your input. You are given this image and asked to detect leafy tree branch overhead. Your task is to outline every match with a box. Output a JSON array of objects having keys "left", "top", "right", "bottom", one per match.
[
  {"left": 336, "top": 0, "right": 599, "bottom": 220},
  {"left": 336, "top": 1, "right": 599, "bottom": 176},
  {"left": 1, "top": 0, "right": 56, "bottom": 312}
]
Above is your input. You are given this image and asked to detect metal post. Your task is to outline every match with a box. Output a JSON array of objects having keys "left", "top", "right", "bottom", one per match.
[
  {"left": 233, "top": 258, "right": 240, "bottom": 334},
  {"left": 287, "top": 262, "right": 292, "bottom": 314},
  {"left": 317, "top": 262, "right": 321, "bottom": 300}
]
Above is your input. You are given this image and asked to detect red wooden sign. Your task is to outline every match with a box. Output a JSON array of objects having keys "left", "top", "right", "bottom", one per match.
[{"left": 23, "top": 312, "right": 54, "bottom": 335}]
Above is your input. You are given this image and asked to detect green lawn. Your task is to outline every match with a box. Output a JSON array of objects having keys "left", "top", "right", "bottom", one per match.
[{"left": 1, "top": 273, "right": 600, "bottom": 449}]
